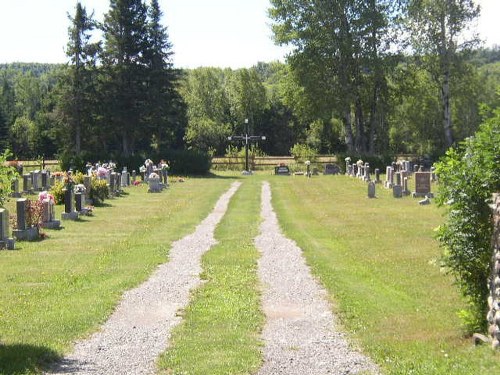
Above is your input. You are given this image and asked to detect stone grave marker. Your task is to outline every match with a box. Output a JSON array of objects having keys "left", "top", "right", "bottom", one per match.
[
  {"left": 10, "top": 178, "right": 21, "bottom": 198},
  {"left": 61, "top": 189, "right": 78, "bottom": 220},
  {"left": 402, "top": 177, "right": 410, "bottom": 196},
  {"left": 368, "top": 181, "right": 376, "bottom": 198},
  {"left": 41, "top": 171, "right": 48, "bottom": 190},
  {"left": 41, "top": 199, "right": 60, "bottom": 229},
  {"left": 13, "top": 199, "right": 39, "bottom": 240},
  {"left": 364, "top": 163, "right": 371, "bottom": 181},
  {"left": 374, "top": 168, "right": 381, "bottom": 184},
  {"left": 393, "top": 185, "right": 403, "bottom": 198},
  {"left": 32, "top": 170, "right": 41, "bottom": 191},
  {"left": 0, "top": 208, "right": 15, "bottom": 250},
  {"left": 413, "top": 172, "right": 433, "bottom": 198},
  {"left": 132, "top": 170, "right": 137, "bottom": 183},
  {"left": 274, "top": 165, "right": 290, "bottom": 175},
  {"left": 385, "top": 166, "right": 394, "bottom": 188},
  {"left": 148, "top": 174, "right": 163, "bottom": 193},
  {"left": 22, "top": 174, "right": 32, "bottom": 193},
  {"left": 324, "top": 164, "right": 340, "bottom": 175}
]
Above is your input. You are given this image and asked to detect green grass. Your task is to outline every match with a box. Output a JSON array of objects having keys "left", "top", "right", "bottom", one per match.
[
  {"left": 158, "top": 178, "right": 263, "bottom": 375},
  {"left": 2, "top": 172, "right": 499, "bottom": 374},
  {"left": 0, "top": 177, "right": 232, "bottom": 375},
  {"left": 269, "top": 174, "right": 500, "bottom": 374}
]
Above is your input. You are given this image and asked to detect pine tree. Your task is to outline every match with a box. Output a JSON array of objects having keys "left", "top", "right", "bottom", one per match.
[
  {"left": 101, "top": 0, "right": 149, "bottom": 156},
  {"left": 59, "top": 2, "right": 100, "bottom": 155}
]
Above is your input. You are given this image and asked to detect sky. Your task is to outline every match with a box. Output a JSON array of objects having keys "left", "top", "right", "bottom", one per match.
[{"left": 0, "top": 0, "right": 499, "bottom": 69}]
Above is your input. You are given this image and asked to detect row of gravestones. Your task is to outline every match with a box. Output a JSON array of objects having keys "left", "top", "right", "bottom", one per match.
[
  {"left": 0, "top": 167, "right": 167, "bottom": 250},
  {"left": 345, "top": 160, "right": 436, "bottom": 201}
]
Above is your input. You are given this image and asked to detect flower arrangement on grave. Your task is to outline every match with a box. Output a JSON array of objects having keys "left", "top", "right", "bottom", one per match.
[
  {"left": 160, "top": 160, "right": 169, "bottom": 170},
  {"left": 96, "top": 166, "right": 108, "bottom": 178},
  {"left": 149, "top": 172, "right": 159, "bottom": 180},
  {"left": 345, "top": 157, "right": 351, "bottom": 163},
  {"left": 305, "top": 160, "right": 311, "bottom": 166},
  {"left": 139, "top": 165, "right": 146, "bottom": 173},
  {"left": 356, "top": 159, "right": 364, "bottom": 166},
  {"left": 144, "top": 159, "right": 153, "bottom": 167},
  {"left": 74, "top": 184, "right": 86, "bottom": 194},
  {"left": 133, "top": 180, "right": 141, "bottom": 186},
  {"left": 38, "top": 191, "right": 56, "bottom": 205},
  {"left": 63, "top": 172, "right": 75, "bottom": 190}
]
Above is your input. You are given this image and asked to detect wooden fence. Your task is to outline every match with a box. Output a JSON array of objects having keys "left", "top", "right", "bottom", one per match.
[{"left": 211, "top": 155, "right": 338, "bottom": 170}]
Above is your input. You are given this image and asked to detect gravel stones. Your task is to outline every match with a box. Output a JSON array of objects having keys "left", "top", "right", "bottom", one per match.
[
  {"left": 255, "top": 181, "right": 379, "bottom": 375},
  {"left": 47, "top": 182, "right": 241, "bottom": 375}
]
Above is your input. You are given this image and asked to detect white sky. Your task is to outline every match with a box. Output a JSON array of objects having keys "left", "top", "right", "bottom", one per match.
[{"left": 0, "top": 0, "right": 498, "bottom": 69}]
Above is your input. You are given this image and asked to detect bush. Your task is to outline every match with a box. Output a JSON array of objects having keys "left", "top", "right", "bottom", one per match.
[
  {"left": 435, "top": 110, "right": 500, "bottom": 333},
  {"left": 164, "top": 149, "right": 211, "bottom": 175},
  {"left": 290, "top": 143, "right": 318, "bottom": 163},
  {"left": 90, "top": 178, "right": 109, "bottom": 205},
  {"left": 49, "top": 181, "right": 65, "bottom": 205}
]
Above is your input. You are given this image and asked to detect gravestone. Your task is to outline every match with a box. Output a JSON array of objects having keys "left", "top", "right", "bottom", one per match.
[
  {"left": 75, "top": 192, "right": 85, "bottom": 212},
  {"left": 324, "top": 164, "right": 341, "bottom": 175},
  {"left": 22, "top": 174, "right": 32, "bottom": 193},
  {"left": 430, "top": 166, "right": 437, "bottom": 182},
  {"left": 132, "top": 170, "right": 137, "bottom": 183},
  {"left": 413, "top": 172, "right": 433, "bottom": 198},
  {"left": 0, "top": 208, "right": 15, "bottom": 250},
  {"left": 49, "top": 175, "right": 55, "bottom": 187},
  {"left": 413, "top": 164, "right": 419, "bottom": 173},
  {"left": 83, "top": 176, "right": 92, "bottom": 200},
  {"left": 368, "top": 181, "right": 376, "bottom": 198},
  {"left": 274, "top": 165, "right": 290, "bottom": 175},
  {"left": 41, "top": 200, "right": 60, "bottom": 229},
  {"left": 352, "top": 164, "right": 358, "bottom": 177},
  {"left": 402, "top": 177, "right": 410, "bottom": 196},
  {"left": 385, "top": 166, "right": 394, "bottom": 188},
  {"left": 10, "top": 178, "right": 21, "bottom": 198},
  {"left": 374, "top": 168, "right": 381, "bottom": 184},
  {"left": 109, "top": 173, "right": 116, "bottom": 195},
  {"left": 148, "top": 176, "right": 163, "bottom": 193},
  {"left": 121, "top": 169, "right": 128, "bottom": 187},
  {"left": 364, "top": 163, "right": 371, "bottom": 181},
  {"left": 61, "top": 189, "right": 78, "bottom": 220},
  {"left": 32, "top": 171, "right": 41, "bottom": 191},
  {"left": 41, "top": 171, "right": 48, "bottom": 190},
  {"left": 13, "top": 199, "right": 39, "bottom": 241},
  {"left": 393, "top": 185, "right": 403, "bottom": 198},
  {"left": 395, "top": 172, "right": 402, "bottom": 186}
]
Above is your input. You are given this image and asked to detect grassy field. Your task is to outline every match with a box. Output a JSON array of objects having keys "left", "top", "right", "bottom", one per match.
[
  {"left": 158, "top": 178, "right": 263, "bottom": 374},
  {"left": 269, "top": 174, "right": 500, "bottom": 374},
  {"left": 0, "top": 172, "right": 499, "bottom": 374},
  {"left": 0, "top": 177, "right": 233, "bottom": 374}
]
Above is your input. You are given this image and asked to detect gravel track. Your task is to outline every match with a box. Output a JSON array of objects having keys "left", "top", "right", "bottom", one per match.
[
  {"left": 255, "top": 181, "right": 379, "bottom": 375},
  {"left": 47, "top": 181, "right": 241, "bottom": 375}
]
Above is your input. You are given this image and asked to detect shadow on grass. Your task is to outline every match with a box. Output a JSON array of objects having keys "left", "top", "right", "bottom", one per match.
[
  {"left": 204, "top": 172, "right": 243, "bottom": 179},
  {"left": 93, "top": 202, "right": 113, "bottom": 208},
  {"left": 0, "top": 343, "right": 60, "bottom": 374}
]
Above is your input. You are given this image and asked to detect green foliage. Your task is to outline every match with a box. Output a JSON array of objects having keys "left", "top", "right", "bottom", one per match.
[
  {"left": 90, "top": 178, "right": 109, "bottom": 205},
  {"left": 289, "top": 143, "right": 317, "bottom": 163},
  {"left": 435, "top": 110, "right": 500, "bottom": 333},
  {"left": 0, "top": 150, "right": 18, "bottom": 207},
  {"left": 49, "top": 181, "right": 65, "bottom": 205},
  {"left": 166, "top": 149, "right": 211, "bottom": 175}
]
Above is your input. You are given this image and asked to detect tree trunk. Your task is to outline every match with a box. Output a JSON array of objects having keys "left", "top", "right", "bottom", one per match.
[
  {"left": 122, "top": 133, "right": 130, "bottom": 157},
  {"left": 343, "top": 109, "right": 354, "bottom": 152},
  {"left": 442, "top": 69, "right": 453, "bottom": 148},
  {"left": 354, "top": 96, "right": 365, "bottom": 153}
]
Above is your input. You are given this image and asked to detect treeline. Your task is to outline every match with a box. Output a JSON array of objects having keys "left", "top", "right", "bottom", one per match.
[{"left": 0, "top": 0, "right": 499, "bottom": 165}]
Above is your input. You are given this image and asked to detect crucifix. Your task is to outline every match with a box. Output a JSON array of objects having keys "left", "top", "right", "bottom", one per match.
[{"left": 228, "top": 118, "right": 266, "bottom": 173}]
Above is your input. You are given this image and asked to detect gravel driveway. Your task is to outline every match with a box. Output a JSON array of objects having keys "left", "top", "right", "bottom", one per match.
[
  {"left": 47, "top": 182, "right": 241, "bottom": 375},
  {"left": 255, "top": 181, "right": 379, "bottom": 375}
]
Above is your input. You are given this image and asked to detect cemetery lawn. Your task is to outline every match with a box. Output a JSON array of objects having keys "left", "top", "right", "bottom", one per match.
[
  {"left": 0, "top": 177, "right": 233, "bottom": 375},
  {"left": 270, "top": 174, "right": 500, "bottom": 374},
  {"left": 158, "top": 178, "right": 263, "bottom": 374}
]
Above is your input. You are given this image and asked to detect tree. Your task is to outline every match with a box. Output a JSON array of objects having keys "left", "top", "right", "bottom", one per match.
[
  {"left": 269, "top": 0, "right": 397, "bottom": 154},
  {"left": 143, "top": 0, "right": 185, "bottom": 151},
  {"left": 435, "top": 102, "right": 500, "bottom": 333},
  {"left": 101, "top": 0, "right": 149, "bottom": 156},
  {"left": 405, "top": 0, "right": 480, "bottom": 148}
]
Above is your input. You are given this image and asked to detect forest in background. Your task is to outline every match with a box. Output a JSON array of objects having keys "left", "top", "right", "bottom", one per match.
[{"left": 0, "top": 0, "right": 499, "bottom": 166}]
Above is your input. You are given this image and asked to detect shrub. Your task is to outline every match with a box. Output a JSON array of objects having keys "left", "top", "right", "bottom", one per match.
[
  {"left": 165, "top": 149, "right": 211, "bottom": 175},
  {"left": 0, "top": 150, "right": 19, "bottom": 207},
  {"left": 435, "top": 109, "right": 500, "bottom": 333},
  {"left": 49, "top": 181, "right": 65, "bottom": 205},
  {"left": 90, "top": 178, "right": 109, "bottom": 205},
  {"left": 290, "top": 143, "right": 318, "bottom": 163}
]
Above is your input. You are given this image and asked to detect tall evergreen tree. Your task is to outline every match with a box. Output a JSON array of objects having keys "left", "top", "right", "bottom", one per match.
[
  {"left": 101, "top": 0, "right": 149, "bottom": 156},
  {"left": 143, "top": 0, "right": 184, "bottom": 151},
  {"left": 58, "top": 2, "right": 100, "bottom": 155}
]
